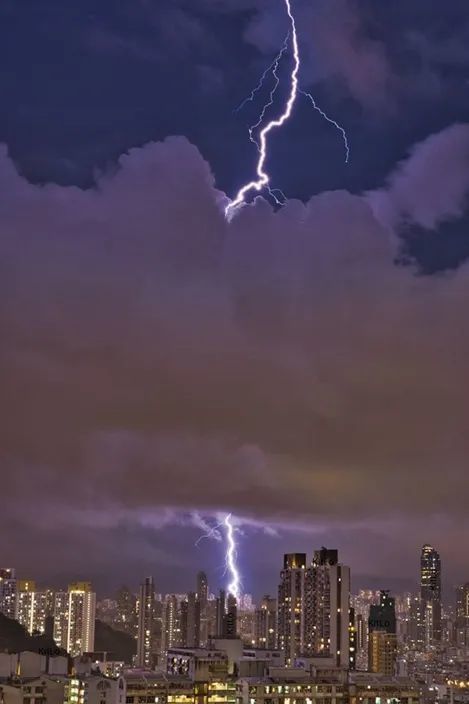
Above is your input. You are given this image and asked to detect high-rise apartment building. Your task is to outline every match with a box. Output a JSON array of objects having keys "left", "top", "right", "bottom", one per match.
[
  {"left": 215, "top": 589, "right": 226, "bottom": 637},
  {"left": 197, "top": 572, "right": 208, "bottom": 608},
  {"left": 255, "top": 595, "right": 277, "bottom": 649},
  {"left": 348, "top": 607, "right": 357, "bottom": 670},
  {"left": 15, "top": 580, "right": 49, "bottom": 634},
  {"left": 162, "top": 595, "right": 181, "bottom": 653},
  {"left": 408, "top": 594, "right": 425, "bottom": 651},
  {"left": 180, "top": 592, "right": 200, "bottom": 647},
  {"left": 455, "top": 583, "right": 469, "bottom": 647},
  {"left": 277, "top": 553, "right": 307, "bottom": 663},
  {"left": 53, "top": 591, "right": 70, "bottom": 650},
  {"left": 53, "top": 583, "right": 96, "bottom": 656},
  {"left": 277, "top": 549, "right": 351, "bottom": 666},
  {"left": 420, "top": 544, "right": 441, "bottom": 643},
  {"left": 304, "top": 548, "right": 351, "bottom": 668},
  {"left": 0, "top": 568, "right": 17, "bottom": 619},
  {"left": 137, "top": 577, "right": 155, "bottom": 667},
  {"left": 67, "top": 582, "right": 96, "bottom": 656},
  {"left": 196, "top": 572, "right": 209, "bottom": 646}
]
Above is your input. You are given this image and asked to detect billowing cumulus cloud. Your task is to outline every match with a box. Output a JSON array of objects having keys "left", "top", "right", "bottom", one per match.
[
  {"left": 1, "top": 125, "right": 469, "bottom": 587},
  {"left": 369, "top": 123, "right": 469, "bottom": 230}
]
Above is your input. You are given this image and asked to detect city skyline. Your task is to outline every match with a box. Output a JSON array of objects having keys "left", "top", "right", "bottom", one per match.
[
  {"left": 0, "top": 541, "right": 462, "bottom": 670},
  {"left": 0, "top": 541, "right": 455, "bottom": 603}
]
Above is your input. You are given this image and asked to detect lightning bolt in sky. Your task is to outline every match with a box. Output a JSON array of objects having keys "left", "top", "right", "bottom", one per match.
[
  {"left": 194, "top": 519, "right": 223, "bottom": 547},
  {"left": 194, "top": 513, "right": 242, "bottom": 601},
  {"left": 224, "top": 514, "right": 241, "bottom": 600},
  {"left": 300, "top": 89, "right": 350, "bottom": 163},
  {"left": 226, "top": 0, "right": 349, "bottom": 219},
  {"left": 225, "top": 0, "right": 299, "bottom": 219},
  {"left": 246, "top": 34, "right": 290, "bottom": 150}
]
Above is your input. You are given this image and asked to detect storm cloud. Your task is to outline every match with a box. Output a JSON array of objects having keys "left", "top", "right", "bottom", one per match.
[{"left": 1, "top": 122, "right": 469, "bottom": 559}]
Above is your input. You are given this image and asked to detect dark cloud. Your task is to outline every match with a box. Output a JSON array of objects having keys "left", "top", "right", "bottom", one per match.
[
  {"left": 1, "top": 126, "right": 469, "bottom": 589},
  {"left": 369, "top": 123, "right": 469, "bottom": 229},
  {"left": 2, "top": 0, "right": 469, "bottom": 589}
]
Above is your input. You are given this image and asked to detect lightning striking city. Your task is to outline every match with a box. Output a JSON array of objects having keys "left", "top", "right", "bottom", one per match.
[
  {"left": 194, "top": 513, "right": 242, "bottom": 601},
  {"left": 224, "top": 514, "right": 241, "bottom": 600},
  {"left": 226, "top": 0, "right": 349, "bottom": 219}
]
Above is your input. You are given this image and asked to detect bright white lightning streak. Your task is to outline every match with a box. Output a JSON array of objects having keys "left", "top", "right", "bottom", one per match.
[
  {"left": 225, "top": 0, "right": 300, "bottom": 219},
  {"left": 300, "top": 89, "right": 350, "bottom": 163},
  {"left": 224, "top": 514, "right": 241, "bottom": 600}
]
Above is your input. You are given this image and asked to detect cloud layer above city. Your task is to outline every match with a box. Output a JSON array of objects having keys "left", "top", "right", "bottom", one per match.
[{"left": 2, "top": 123, "right": 469, "bottom": 591}]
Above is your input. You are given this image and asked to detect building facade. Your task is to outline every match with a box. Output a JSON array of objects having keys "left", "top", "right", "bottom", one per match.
[
  {"left": 52, "top": 584, "right": 96, "bottom": 656},
  {"left": 420, "top": 544, "right": 441, "bottom": 643},
  {"left": 15, "top": 581, "right": 51, "bottom": 635},
  {"left": 0, "top": 568, "right": 17, "bottom": 620},
  {"left": 136, "top": 577, "right": 155, "bottom": 667},
  {"left": 255, "top": 596, "right": 277, "bottom": 650},
  {"left": 277, "top": 554, "right": 307, "bottom": 663}
]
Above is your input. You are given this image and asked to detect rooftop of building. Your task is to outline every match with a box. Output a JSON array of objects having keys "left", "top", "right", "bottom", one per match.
[
  {"left": 0, "top": 675, "right": 68, "bottom": 685},
  {"left": 122, "top": 669, "right": 193, "bottom": 684},
  {"left": 236, "top": 672, "right": 424, "bottom": 689}
]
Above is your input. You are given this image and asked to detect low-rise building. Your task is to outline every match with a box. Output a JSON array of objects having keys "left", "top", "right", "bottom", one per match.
[
  {"left": 64, "top": 674, "right": 125, "bottom": 704},
  {"left": 0, "top": 676, "right": 65, "bottom": 704},
  {"left": 236, "top": 671, "right": 423, "bottom": 704}
]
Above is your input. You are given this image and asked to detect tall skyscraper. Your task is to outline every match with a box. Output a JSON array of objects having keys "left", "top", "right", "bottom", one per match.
[
  {"left": 277, "top": 553, "right": 307, "bottom": 663},
  {"left": 455, "top": 583, "right": 469, "bottom": 647},
  {"left": 255, "top": 595, "right": 277, "bottom": 649},
  {"left": 197, "top": 572, "right": 208, "bottom": 608},
  {"left": 304, "top": 548, "right": 351, "bottom": 668},
  {"left": 53, "top": 583, "right": 96, "bottom": 656},
  {"left": 215, "top": 589, "right": 226, "bottom": 637},
  {"left": 0, "top": 568, "right": 17, "bottom": 619},
  {"left": 53, "top": 591, "right": 70, "bottom": 650},
  {"left": 420, "top": 544, "right": 441, "bottom": 643},
  {"left": 15, "top": 580, "right": 49, "bottom": 634},
  {"left": 348, "top": 607, "right": 357, "bottom": 670},
  {"left": 368, "top": 591, "right": 397, "bottom": 675},
  {"left": 408, "top": 594, "right": 425, "bottom": 651},
  {"left": 278, "top": 549, "right": 351, "bottom": 666},
  {"left": 67, "top": 582, "right": 96, "bottom": 656},
  {"left": 162, "top": 594, "right": 180, "bottom": 652},
  {"left": 181, "top": 591, "right": 200, "bottom": 647},
  {"left": 137, "top": 577, "right": 155, "bottom": 667},
  {"left": 196, "top": 571, "right": 209, "bottom": 646}
]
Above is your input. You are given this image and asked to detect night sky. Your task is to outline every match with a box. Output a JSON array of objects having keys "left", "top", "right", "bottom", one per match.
[{"left": 1, "top": 0, "right": 469, "bottom": 599}]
